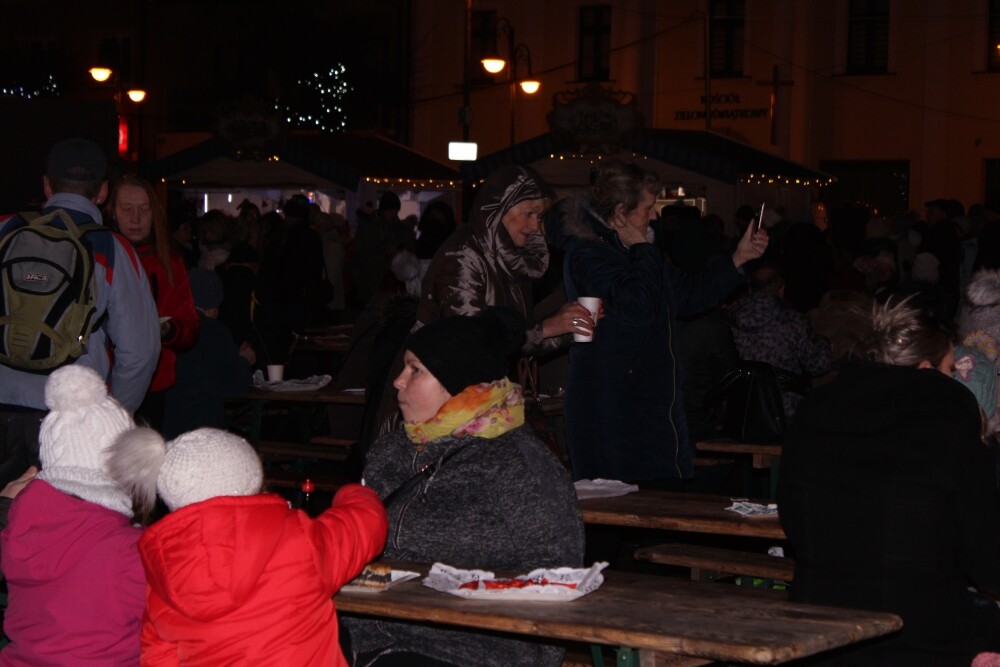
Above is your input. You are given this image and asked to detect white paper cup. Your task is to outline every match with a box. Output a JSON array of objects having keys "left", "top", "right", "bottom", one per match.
[
  {"left": 573, "top": 296, "right": 602, "bottom": 342},
  {"left": 266, "top": 364, "right": 285, "bottom": 382}
]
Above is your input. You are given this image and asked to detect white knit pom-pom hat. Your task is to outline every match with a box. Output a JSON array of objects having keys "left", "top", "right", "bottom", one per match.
[
  {"left": 36, "top": 365, "right": 134, "bottom": 516},
  {"left": 157, "top": 428, "right": 263, "bottom": 512}
]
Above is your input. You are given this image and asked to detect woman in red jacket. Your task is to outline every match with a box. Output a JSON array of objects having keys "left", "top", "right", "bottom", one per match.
[{"left": 108, "top": 175, "right": 199, "bottom": 427}]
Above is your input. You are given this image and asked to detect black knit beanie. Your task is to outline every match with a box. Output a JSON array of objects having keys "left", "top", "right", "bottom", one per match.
[{"left": 405, "top": 308, "right": 527, "bottom": 395}]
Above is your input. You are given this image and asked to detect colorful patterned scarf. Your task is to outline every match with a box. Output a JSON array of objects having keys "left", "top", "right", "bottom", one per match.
[{"left": 404, "top": 378, "right": 525, "bottom": 445}]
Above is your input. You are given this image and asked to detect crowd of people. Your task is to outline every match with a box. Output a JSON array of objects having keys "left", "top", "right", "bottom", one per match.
[{"left": 2, "top": 136, "right": 1000, "bottom": 664}]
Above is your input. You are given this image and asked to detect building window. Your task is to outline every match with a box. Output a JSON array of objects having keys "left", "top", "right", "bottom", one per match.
[
  {"left": 471, "top": 10, "right": 498, "bottom": 85},
  {"left": 989, "top": 0, "right": 1000, "bottom": 71},
  {"left": 847, "top": 0, "right": 889, "bottom": 74},
  {"left": 578, "top": 5, "right": 611, "bottom": 82},
  {"left": 709, "top": 0, "right": 745, "bottom": 78}
]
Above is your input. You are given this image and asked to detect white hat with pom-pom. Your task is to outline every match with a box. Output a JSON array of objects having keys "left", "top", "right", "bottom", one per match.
[
  {"left": 36, "top": 365, "right": 135, "bottom": 516},
  {"left": 110, "top": 427, "right": 262, "bottom": 513}
]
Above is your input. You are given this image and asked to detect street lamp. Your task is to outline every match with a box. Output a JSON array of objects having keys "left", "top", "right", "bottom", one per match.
[
  {"left": 89, "top": 37, "right": 147, "bottom": 162},
  {"left": 480, "top": 18, "right": 540, "bottom": 146}
]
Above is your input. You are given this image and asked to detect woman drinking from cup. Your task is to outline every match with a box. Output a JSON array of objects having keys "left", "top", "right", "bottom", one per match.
[{"left": 546, "top": 159, "right": 767, "bottom": 486}]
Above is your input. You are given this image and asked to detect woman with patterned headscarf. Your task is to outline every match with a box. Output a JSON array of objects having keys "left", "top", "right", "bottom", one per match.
[{"left": 418, "top": 165, "right": 594, "bottom": 351}]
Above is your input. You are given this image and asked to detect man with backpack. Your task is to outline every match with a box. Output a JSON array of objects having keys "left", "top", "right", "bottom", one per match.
[{"left": 0, "top": 138, "right": 160, "bottom": 487}]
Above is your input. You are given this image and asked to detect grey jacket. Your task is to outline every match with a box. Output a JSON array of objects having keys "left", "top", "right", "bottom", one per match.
[
  {"left": 0, "top": 193, "right": 159, "bottom": 412},
  {"left": 342, "top": 424, "right": 584, "bottom": 667}
]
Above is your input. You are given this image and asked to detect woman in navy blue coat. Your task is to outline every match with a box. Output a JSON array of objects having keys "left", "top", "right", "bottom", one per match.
[{"left": 546, "top": 160, "right": 768, "bottom": 484}]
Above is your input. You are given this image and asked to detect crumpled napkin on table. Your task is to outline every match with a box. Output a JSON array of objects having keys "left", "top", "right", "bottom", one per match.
[
  {"left": 252, "top": 370, "right": 332, "bottom": 392},
  {"left": 422, "top": 561, "right": 609, "bottom": 600},
  {"left": 726, "top": 499, "right": 778, "bottom": 517},
  {"left": 574, "top": 478, "right": 640, "bottom": 500}
]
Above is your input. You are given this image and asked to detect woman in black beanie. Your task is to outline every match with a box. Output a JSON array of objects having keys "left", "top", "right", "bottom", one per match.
[{"left": 340, "top": 307, "right": 584, "bottom": 667}]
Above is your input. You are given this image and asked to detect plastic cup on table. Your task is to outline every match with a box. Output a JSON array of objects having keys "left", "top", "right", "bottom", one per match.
[{"left": 266, "top": 364, "right": 285, "bottom": 382}]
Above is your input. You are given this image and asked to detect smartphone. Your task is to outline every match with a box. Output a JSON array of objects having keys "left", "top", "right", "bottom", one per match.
[{"left": 756, "top": 203, "right": 766, "bottom": 232}]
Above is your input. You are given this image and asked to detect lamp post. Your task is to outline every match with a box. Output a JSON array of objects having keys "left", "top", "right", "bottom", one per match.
[
  {"left": 481, "top": 18, "right": 540, "bottom": 147},
  {"left": 89, "top": 37, "right": 147, "bottom": 164}
]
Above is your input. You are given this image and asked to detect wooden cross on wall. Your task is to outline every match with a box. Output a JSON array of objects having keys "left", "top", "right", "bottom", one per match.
[{"left": 756, "top": 64, "right": 794, "bottom": 145}]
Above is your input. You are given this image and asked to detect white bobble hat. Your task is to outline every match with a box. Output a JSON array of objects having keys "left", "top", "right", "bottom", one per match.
[
  {"left": 157, "top": 428, "right": 263, "bottom": 512},
  {"left": 37, "top": 365, "right": 134, "bottom": 516}
]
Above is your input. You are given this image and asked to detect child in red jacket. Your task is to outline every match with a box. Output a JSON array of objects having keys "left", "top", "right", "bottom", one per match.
[{"left": 110, "top": 427, "right": 387, "bottom": 666}]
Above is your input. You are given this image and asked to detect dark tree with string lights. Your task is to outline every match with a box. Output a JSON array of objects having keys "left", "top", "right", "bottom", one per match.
[{"left": 274, "top": 64, "right": 351, "bottom": 134}]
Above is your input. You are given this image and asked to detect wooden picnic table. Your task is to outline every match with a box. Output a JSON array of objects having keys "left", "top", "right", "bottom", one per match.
[
  {"left": 579, "top": 490, "right": 786, "bottom": 541},
  {"left": 695, "top": 439, "right": 783, "bottom": 498},
  {"left": 336, "top": 560, "right": 901, "bottom": 666}
]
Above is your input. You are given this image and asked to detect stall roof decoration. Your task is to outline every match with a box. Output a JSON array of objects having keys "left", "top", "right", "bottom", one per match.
[
  {"left": 145, "top": 131, "right": 462, "bottom": 191},
  {"left": 461, "top": 129, "right": 833, "bottom": 188}
]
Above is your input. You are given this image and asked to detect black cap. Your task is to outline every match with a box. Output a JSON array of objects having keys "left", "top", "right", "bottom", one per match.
[
  {"left": 46, "top": 138, "right": 107, "bottom": 182},
  {"left": 405, "top": 308, "right": 526, "bottom": 395}
]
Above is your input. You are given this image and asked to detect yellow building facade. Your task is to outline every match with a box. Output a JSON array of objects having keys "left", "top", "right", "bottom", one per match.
[{"left": 411, "top": 1, "right": 1000, "bottom": 216}]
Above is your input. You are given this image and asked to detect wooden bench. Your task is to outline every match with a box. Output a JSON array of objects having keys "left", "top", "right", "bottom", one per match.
[
  {"left": 695, "top": 439, "right": 781, "bottom": 469},
  {"left": 635, "top": 543, "right": 795, "bottom": 583},
  {"left": 257, "top": 440, "right": 351, "bottom": 462}
]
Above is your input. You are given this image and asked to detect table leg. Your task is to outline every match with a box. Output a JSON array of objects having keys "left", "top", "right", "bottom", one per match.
[{"left": 250, "top": 401, "right": 263, "bottom": 445}]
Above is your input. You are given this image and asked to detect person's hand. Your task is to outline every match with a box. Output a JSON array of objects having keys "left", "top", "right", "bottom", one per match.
[
  {"left": 732, "top": 219, "right": 769, "bottom": 268},
  {"left": 616, "top": 221, "right": 650, "bottom": 249},
  {"left": 1, "top": 466, "right": 38, "bottom": 500},
  {"left": 542, "top": 302, "right": 597, "bottom": 338},
  {"left": 239, "top": 341, "right": 257, "bottom": 366}
]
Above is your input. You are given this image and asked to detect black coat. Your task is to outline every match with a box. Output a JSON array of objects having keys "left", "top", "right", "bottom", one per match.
[
  {"left": 778, "top": 361, "right": 1000, "bottom": 665},
  {"left": 547, "top": 198, "right": 744, "bottom": 482}
]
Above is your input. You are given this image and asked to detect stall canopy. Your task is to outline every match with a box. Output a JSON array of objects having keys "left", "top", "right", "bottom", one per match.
[
  {"left": 145, "top": 130, "right": 462, "bottom": 192},
  {"left": 462, "top": 128, "right": 832, "bottom": 188}
]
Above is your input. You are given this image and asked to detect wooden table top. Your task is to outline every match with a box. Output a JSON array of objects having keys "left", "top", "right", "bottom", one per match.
[
  {"left": 336, "top": 561, "right": 901, "bottom": 665},
  {"left": 242, "top": 386, "right": 367, "bottom": 405},
  {"left": 579, "top": 490, "right": 786, "bottom": 540}
]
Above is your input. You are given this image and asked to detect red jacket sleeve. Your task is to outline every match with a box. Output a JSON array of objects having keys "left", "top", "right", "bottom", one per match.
[
  {"left": 159, "top": 252, "right": 200, "bottom": 353},
  {"left": 310, "top": 484, "right": 388, "bottom": 594}
]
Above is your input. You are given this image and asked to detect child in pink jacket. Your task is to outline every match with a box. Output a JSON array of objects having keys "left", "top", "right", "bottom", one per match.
[{"left": 1, "top": 365, "right": 145, "bottom": 666}]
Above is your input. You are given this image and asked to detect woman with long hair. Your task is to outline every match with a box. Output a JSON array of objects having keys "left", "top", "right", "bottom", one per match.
[{"left": 107, "top": 175, "right": 199, "bottom": 428}]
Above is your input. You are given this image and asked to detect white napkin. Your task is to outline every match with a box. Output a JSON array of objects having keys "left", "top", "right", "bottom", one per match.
[
  {"left": 422, "top": 561, "right": 609, "bottom": 600},
  {"left": 574, "top": 478, "right": 640, "bottom": 500},
  {"left": 725, "top": 499, "right": 778, "bottom": 517},
  {"left": 252, "top": 370, "right": 332, "bottom": 392}
]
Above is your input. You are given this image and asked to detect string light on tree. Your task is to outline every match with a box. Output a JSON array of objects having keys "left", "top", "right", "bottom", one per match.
[
  {"left": 274, "top": 64, "right": 351, "bottom": 133},
  {"left": 0, "top": 74, "right": 59, "bottom": 100}
]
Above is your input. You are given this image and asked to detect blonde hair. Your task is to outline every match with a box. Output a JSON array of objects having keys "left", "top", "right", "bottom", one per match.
[{"left": 851, "top": 296, "right": 955, "bottom": 368}]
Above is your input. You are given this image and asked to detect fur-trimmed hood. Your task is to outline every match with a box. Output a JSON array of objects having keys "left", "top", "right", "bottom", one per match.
[
  {"left": 545, "top": 193, "right": 614, "bottom": 251},
  {"left": 965, "top": 268, "right": 1000, "bottom": 308}
]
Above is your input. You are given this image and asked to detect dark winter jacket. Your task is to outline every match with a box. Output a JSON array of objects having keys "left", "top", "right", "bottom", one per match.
[
  {"left": 342, "top": 424, "right": 584, "bottom": 667},
  {"left": 547, "top": 196, "right": 745, "bottom": 482},
  {"left": 726, "top": 291, "right": 832, "bottom": 415},
  {"left": 416, "top": 165, "right": 558, "bottom": 353},
  {"left": 778, "top": 362, "right": 1000, "bottom": 665}
]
